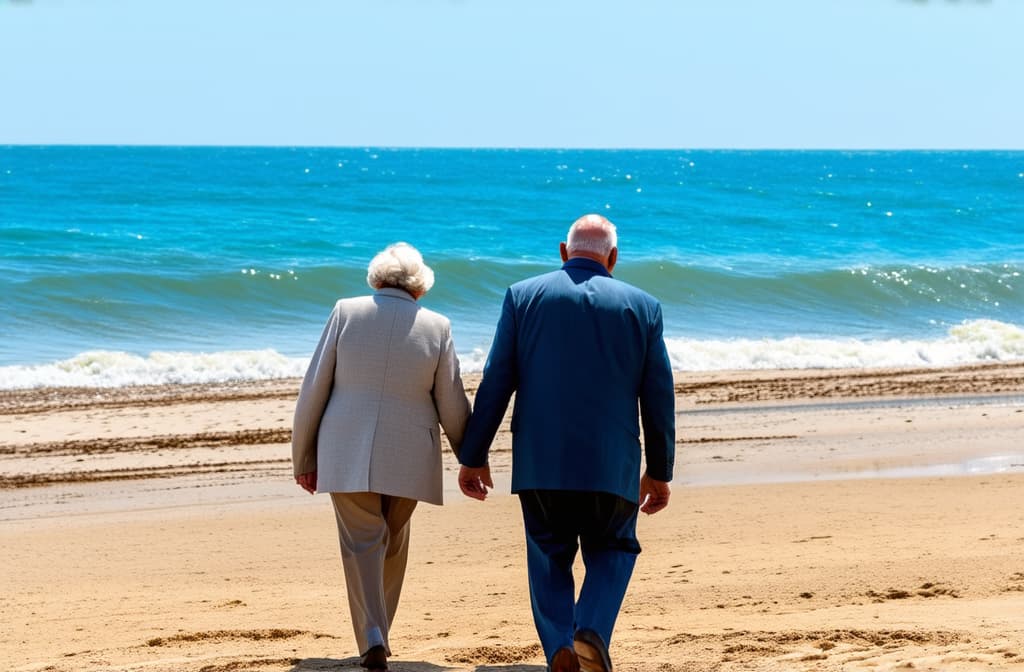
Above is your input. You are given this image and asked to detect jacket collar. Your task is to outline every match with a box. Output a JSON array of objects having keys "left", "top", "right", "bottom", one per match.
[
  {"left": 562, "top": 256, "right": 613, "bottom": 278},
  {"left": 375, "top": 287, "right": 417, "bottom": 303}
]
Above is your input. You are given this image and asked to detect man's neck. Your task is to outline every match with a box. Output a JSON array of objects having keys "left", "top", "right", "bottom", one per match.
[{"left": 566, "top": 251, "right": 610, "bottom": 270}]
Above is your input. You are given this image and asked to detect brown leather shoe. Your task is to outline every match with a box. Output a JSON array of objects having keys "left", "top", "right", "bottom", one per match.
[
  {"left": 550, "top": 646, "right": 581, "bottom": 672},
  {"left": 360, "top": 644, "right": 387, "bottom": 671},
  {"left": 573, "top": 629, "right": 612, "bottom": 672}
]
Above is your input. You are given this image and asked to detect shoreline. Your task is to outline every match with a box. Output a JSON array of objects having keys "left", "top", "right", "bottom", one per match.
[
  {"left": 3, "top": 359, "right": 1022, "bottom": 410},
  {"left": 2, "top": 361, "right": 1022, "bottom": 493}
]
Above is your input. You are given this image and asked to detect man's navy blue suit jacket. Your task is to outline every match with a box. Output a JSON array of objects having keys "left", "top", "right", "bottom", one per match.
[{"left": 459, "top": 257, "right": 676, "bottom": 503}]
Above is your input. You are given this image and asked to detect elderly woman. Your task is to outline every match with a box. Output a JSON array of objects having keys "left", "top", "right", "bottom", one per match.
[{"left": 292, "top": 242, "right": 471, "bottom": 672}]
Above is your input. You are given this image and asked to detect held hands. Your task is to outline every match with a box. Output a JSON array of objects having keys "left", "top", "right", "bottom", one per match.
[
  {"left": 458, "top": 465, "right": 494, "bottom": 501},
  {"left": 639, "top": 472, "right": 670, "bottom": 515},
  {"left": 295, "top": 471, "right": 317, "bottom": 495}
]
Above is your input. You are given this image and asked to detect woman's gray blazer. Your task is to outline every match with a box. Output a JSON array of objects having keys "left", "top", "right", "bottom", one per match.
[{"left": 292, "top": 288, "right": 471, "bottom": 505}]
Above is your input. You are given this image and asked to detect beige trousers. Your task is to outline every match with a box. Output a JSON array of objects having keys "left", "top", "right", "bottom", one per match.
[{"left": 330, "top": 492, "right": 418, "bottom": 657}]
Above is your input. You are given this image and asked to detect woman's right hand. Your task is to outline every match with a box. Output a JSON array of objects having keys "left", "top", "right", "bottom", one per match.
[{"left": 295, "top": 471, "right": 317, "bottom": 494}]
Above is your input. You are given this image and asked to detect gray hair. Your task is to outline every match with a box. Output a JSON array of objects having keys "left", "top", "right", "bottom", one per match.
[
  {"left": 366, "top": 242, "right": 435, "bottom": 296},
  {"left": 566, "top": 214, "right": 618, "bottom": 256}
]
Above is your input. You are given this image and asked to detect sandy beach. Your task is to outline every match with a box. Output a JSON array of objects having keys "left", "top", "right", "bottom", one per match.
[{"left": 2, "top": 363, "right": 1024, "bottom": 671}]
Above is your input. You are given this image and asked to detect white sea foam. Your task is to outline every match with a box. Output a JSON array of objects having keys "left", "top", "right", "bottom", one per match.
[
  {"left": 0, "top": 349, "right": 308, "bottom": 390},
  {"left": 1, "top": 320, "right": 1021, "bottom": 389},
  {"left": 663, "top": 319, "right": 1024, "bottom": 372}
]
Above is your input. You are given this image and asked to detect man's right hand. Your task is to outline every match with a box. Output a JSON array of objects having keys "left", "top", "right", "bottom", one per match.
[
  {"left": 639, "top": 472, "right": 670, "bottom": 515},
  {"left": 458, "top": 465, "right": 494, "bottom": 501}
]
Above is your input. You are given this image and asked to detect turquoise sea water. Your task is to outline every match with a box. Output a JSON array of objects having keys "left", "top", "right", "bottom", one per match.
[{"left": 1, "top": 146, "right": 1022, "bottom": 388}]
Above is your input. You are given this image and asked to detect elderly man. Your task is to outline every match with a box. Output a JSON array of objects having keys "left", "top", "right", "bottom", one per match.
[{"left": 458, "top": 215, "right": 675, "bottom": 672}]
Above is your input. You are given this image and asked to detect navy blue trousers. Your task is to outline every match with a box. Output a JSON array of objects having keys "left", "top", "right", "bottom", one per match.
[{"left": 518, "top": 489, "right": 641, "bottom": 662}]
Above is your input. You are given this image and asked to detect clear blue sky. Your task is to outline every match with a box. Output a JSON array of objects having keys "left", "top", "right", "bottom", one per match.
[{"left": 1, "top": 0, "right": 1021, "bottom": 149}]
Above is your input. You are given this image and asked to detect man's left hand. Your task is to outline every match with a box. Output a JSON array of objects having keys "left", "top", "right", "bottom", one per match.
[{"left": 458, "top": 465, "right": 493, "bottom": 501}]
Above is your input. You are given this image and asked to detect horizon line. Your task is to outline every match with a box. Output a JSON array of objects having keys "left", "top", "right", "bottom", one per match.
[{"left": 3, "top": 143, "right": 1023, "bottom": 152}]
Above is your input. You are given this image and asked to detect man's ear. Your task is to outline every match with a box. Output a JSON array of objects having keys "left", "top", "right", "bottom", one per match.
[
  {"left": 607, "top": 247, "right": 618, "bottom": 272},
  {"left": 560, "top": 242, "right": 569, "bottom": 262}
]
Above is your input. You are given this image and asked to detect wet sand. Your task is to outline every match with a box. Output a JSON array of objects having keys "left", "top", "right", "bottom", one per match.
[{"left": 2, "top": 362, "right": 1024, "bottom": 671}]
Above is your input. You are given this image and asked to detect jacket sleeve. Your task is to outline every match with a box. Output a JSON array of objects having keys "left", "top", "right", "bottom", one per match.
[
  {"left": 291, "top": 303, "right": 341, "bottom": 476},
  {"left": 639, "top": 302, "right": 676, "bottom": 482},
  {"left": 458, "top": 288, "right": 519, "bottom": 468},
  {"left": 433, "top": 322, "right": 472, "bottom": 458}
]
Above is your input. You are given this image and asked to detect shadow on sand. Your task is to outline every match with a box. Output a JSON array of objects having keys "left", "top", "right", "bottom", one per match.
[{"left": 290, "top": 659, "right": 545, "bottom": 672}]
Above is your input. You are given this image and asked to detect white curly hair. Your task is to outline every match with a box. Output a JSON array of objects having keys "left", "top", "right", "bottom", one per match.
[{"left": 366, "top": 242, "right": 435, "bottom": 296}]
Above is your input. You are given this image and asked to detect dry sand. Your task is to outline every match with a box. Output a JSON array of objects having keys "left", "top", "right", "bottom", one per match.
[{"left": 2, "top": 363, "right": 1024, "bottom": 671}]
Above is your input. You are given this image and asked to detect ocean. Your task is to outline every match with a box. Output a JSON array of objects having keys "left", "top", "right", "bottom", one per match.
[{"left": 1, "top": 146, "right": 1022, "bottom": 389}]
